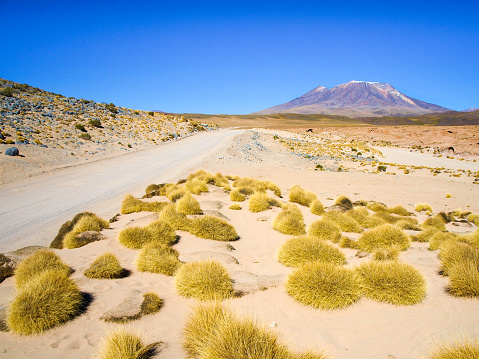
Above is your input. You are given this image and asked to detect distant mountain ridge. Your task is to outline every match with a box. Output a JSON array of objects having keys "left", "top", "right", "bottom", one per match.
[{"left": 255, "top": 81, "right": 451, "bottom": 117}]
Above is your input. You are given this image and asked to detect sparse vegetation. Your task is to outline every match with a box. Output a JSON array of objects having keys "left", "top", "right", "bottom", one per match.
[
  {"left": 229, "top": 203, "right": 242, "bottom": 210},
  {"left": 121, "top": 194, "right": 168, "bottom": 214},
  {"left": 136, "top": 243, "right": 181, "bottom": 276},
  {"left": 118, "top": 220, "right": 176, "bottom": 249},
  {"left": 416, "top": 203, "right": 433, "bottom": 212},
  {"left": 84, "top": 253, "right": 124, "bottom": 279},
  {"left": 424, "top": 338, "right": 479, "bottom": 359},
  {"left": 175, "top": 260, "right": 233, "bottom": 300}
]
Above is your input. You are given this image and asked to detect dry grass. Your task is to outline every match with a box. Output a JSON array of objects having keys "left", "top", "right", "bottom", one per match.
[
  {"left": 395, "top": 219, "right": 422, "bottom": 231},
  {"left": 166, "top": 186, "right": 187, "bottom": 202},
  {"left": 118, "top": 220, "right": 176, "bottom": 249},
  {"left": 439, "top": 240, "right": 479, "bottom": 276},
  {"left": 176, "top": 193, "right": 203, "bottom": 215},
  {"left": 356, "top": 261, "right": 426, "bottom": 305},
  {"left": 334, "top": 195, "right": 353, "bottom": 210},
  {"left": 189, "top": 216, "right": 239, "bottom": 241},
  {"left": 121, "top": 194, "right": 168, "bottom": 214},
  {"left": 286, "top": 261, "right": 361, "bottom": 310},
  {"left": 424, "top": 338, "right": 479, "bottom": 359},
  {"left": 310, "top": 199, "right": 325, "bottom": 215},
  {"left": 229, "top": 203, "right": 242, "bottom": 210},
  {"left": 412, "top": 228, "right": 441, "bottom": 243},
  {"left": 289, "top": 185, "right": 317, "bottom": 207},
  {"left": 158, "top": 203, "right": 191, "bottom": 231},
  {"left": 273, "top": 206, "right": 306, "bottom": 235},
  {"left": 96, "top": 329, "right": 156, "bottom": 359},
  {"left": 7, "top": 270, "right": 82, "bottom": 335},
  {"left": 186, "top": 177, "right": 209, "bottom": 195},
  {"left": 62, "top": 213, "right": 109, "bottom": 249},
  {"left": 357, "top": 224, "right": 411, "bottom": 252},
  {"left": 14, "top": 249, "right": 71, "bottom": 290},
  {"left": 278, "top": 235, "right": 346, "bottom": 267},
  {"left": 50, "top": 211, "right": 100, "bottom": 249},
  {"left": 84, "top": 253, "right": 124, "bottom": 279},
  {"left": 230, "top": 189, "right": 246, "bottom": 202},
  {"left": 388, "top": 205, "right": 411, "bottom": 216},
  {"left": 367, "top": 202, "right": 388, "bottom": 212},
  {"left": 136, "top": 243, "right": 181, "bottom": 276},
  {"left": 323, "top": 210, "right": 363, "bottom": 233},
  {"left": 339, "top": 236, "right": 360, "bottom": 249},
  {"left": 307, "top": 219, "right": 342, "bottom": 242},
  {"left": 249, "top": 191, "right": 280, "bottom": 212},
  {"left": 422, "top": 216, "right": 447, "bottom": 231},
  {"left": 416, "top": 203, "right": 433, "bottom": 212},
  {"left": 372, "top": 246, "right": 400, "bottom": 261},
  {"left": 174, "top": 260, "right": 234, "bottom": 300},
  {"left": 140, "top": 292, "right": 163, "bottom": 315},
  {"left": 448, "top": 260, "right": 479, "bottom": 297},
  {"left": 429, "top": 232, "right": 458, "bottom": 251}
]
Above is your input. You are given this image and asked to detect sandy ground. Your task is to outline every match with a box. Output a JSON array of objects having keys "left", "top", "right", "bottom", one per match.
[{"left": 0, "top": 128, "right": 478, "bottom": 359}]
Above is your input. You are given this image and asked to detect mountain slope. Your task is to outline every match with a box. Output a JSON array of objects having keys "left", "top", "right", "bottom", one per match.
[{"left": 255, "top": 81, "right": 450, "bottom": 117}]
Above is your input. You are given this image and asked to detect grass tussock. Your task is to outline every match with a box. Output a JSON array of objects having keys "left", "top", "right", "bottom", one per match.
[
  {"left": 118, "top": 220, "right": 176, "bottom": 249},
  {"left": 229, "top": 203, "right": 241, "bottom": 210},
  {"left": 7, "top": 270, "right": 82, "bottom": 335},
  {"left": 50, "top": 211, "right": 101, "bottom": 249},
  {"left": 273, "top": 205, "right": 306, "bottom": 235},
  {"left": 230, "top": 189, "right": 246, "bottom": 202},
  {"left": 388, "top": 205, "right": 411, "bottom": 216},
  {"left": 416, "top": 203, "right": 433, "bottom": 212},
  {"left": 289, "top": 185, "right": 317, "bottom": 207},
  {"left": 185, "top": 177, "right": 209, "bottom": 195},
  {"left": 356, "top": 261, "right": 426, "bottom": 305},
  {"left": 422, "top": 216, "right": 447, "bottom": 231},
  {"left": 448, "top": 260, "right": 479, "bottom": 297},
  {"left": 395, "top": 219, "right": 422, "bottom": 231},
  {"left": 334, "top": 195, "right": 353, "bottom": 210},
  {"left": 309, "top": 199, "right": 325, "bottom": 215},
  {"left": 347, "top": 207, "right": 386, "bottom": 229},
  {"left": 158, "top": 203, "right": 191, "bottom": 231},
  {"left": 136, "top": 243, "right": 181, "bottom": 276},
  {"left": 412, "top": 228, "right": 441, "bottom": 243},
  {"left": 307, "top": 219, "right": 342, "bottom": 242},
  {"left": 323, "top": 211, "right": 363, "bottom": 233},
  {"left": 140, "top": 292, "right": 163, "bottom": 315},
  {"left": 339, "top": 236, "right": 360, "bottom": 249},
  {"left": 357, "top": 224, "right": 411, "bottom": 252},
  {"left": 121, "top": 194, "right": 168, "bottom": 214},
  {"left": 286, "top": 261, "right": 361, "bottom": 310},
  {"left": 424, "top": 338, "right": 479, "bottom": 359},
  {"left": 249, "top": 192, "right": 280, "bottom": 212},
  {"left": 429, "top": 232, "right": 458, "bottom": 251},
  {"left": 278, "top": 236, "right": 346, "bottom": 267},
  {"left": 367, "top": 201, "right": 388, "bottom": 212},
  {"left": 84, "top": 253, "right": 124, "bottom": 279},
  {"left": 96, "top": 329, "right": 156, "bottom": 359},
  {"left": 166, "top": 187, "right": 187, "bottom": 202},
  {"left": 189, "top": 216, "right": 238, "bottom": 241},
  {"left": 233, "top": 177, "right": 282, "bottom": 197},
  {"left": 14, "top": 249, "right": 71, "bottom": 290},
  {"left": 175, "top": 260, "right": 233, "bottom": 300},
  {"left": 176, "top": 192, "right": 203, "bottom": 215},
  {"left": 62, "top": 213, "right": 109, "bottom": 249},
  {"left": 373, "top": 246, "right": 400, "bottom": 261},
  {"left": 439, "top": 240, "right": 479, "bottom": 276}
]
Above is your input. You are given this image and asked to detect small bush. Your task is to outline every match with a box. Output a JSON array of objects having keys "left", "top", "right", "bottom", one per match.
[
  {"left": 75, "top": 123, "right": 87, "bottom": 132},
  {"left": 323, "top": 211, "right": 363, "bottom": 233},
  {"left": 62, "top": 214, "right": 109, "bottom": 249},
  {"left": 425, "top": 339, "right": 479, "bottom": 359},
  {"left": 14, "top": 250, "right": 70, "bottom": 290},
  {"left": 136, "top": 243, "right": 181, "bottom": 276},
  {"left": 185, "top": 178, "right": 209, "bottom": 195},
  {"left": 310, "top": 199, "right": 325, "bottom": 215},
  {"left": 416, "top": 203, "right": 433, "bottom": 212},
  {"left": 159, "top": 203, "right": 191, "bottom": 231},
  {"left": 249, "top": 192, "right": 280, "bottom": 212},
  {"left": 429, "top": 231, "right": 458, "bottom": 251},
  {"left": 84, "top": 253, "right": 124, "bottom": 279},
  {"left": 118, "top": 220, "right": 176, "bottom": 249},
  {"left": 422, "top": 216, "right": 447, "bottom": 231},
  {"left": 307, "top": 219, "right": 342, "bottom": 242},
  {"left": 230, "top": 189, "right": 246, "bottom": 202},
  {"left": 357, "top": 224, "right": 410, "bottom": 252},
  {"left": 7, "top": 270, "right": 82, "bottom": 335},
  {"left": 448, "top": 260, "right": 479, "bottom": 297},
  {"left": 175, "top": 260, "right": 233, "bottom": 300},
  {"left": 278, "top": 236, "right": 346, "bottom": 267},
  {"left": 286, "top": 261, "right": 361, "bottom": 310},
  {"left": 388, "top": 205, "right": 411, "bottom": 216},
  {"left": 273, "top": 206, "right": 305, "bottom": 235},
  {"left": 334, "top": 195, "right": 353, "bottom": 210},
  {"left": 141, "top": 292, "right": 163, "bottom": 315},
  {"left": 96, "top": 329, "right": 154, "bottom": 359},
  {"left": 412, "top": 228, "right": 440, "bottom": 243},
  {"left": 372, "top": 246, "right": 400, "bottom": 261},
  {"left": 121, "top": 194, "right": 168, "bottom": 214},
  {"left": 229, "top": 204, "right": 241, "bottom": 210},
  {"left": 439, "top": 240, "right": 479, "bottom": 276},
  {"left": 89, "top": 119, "right": 102, "bottom": 128},
  {"left": 176, "top": 193, "right": 202, "bottom": 215},
  {"left": 189, "top": 216, "right": 238, "bottom": 241},
  {"left": 356, "top": 261, "right": 426, "bottom": 305},
  {"left": 50, "top": 212, "right": 98, "bottom": 249},
  {"left": 289, "top": 185, "right": 317, "bottom": 207}
]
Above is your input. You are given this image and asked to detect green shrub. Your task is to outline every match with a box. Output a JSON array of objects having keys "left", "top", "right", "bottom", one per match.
[
  {"left": 176, "top": 192, "right": 202, "bottom": 215},
  {"left": 309, "top": 199, "right": 325, "bottom": 215},
  {"left": 89, "top": 119, "right": 102, "bottom": 128},
  {"left": 136, "top": 243, "right": 181, "bottom": 276},
  {"left": 273, "top": 205, "right": 305, "bottom": 235},
  {"left": 323, "top": 211, "right": 363, "bottom": 233},
  {"left": 286, "top": 261, "right": 361, "bottom": 310},
  {"left": 357, "top": 224, "right": 410, "bottom": 252},
  {"left": 75, "top": 123, "right": 87, "bottom": 132},
  {"left": 289, "top": 185, "right": 317, "bottom": 207},
  {"left": 278, "top": 236, "right": 346, "bottom": 267},
  {"left": 307, "top": 219, "right": 342, "bottom": 242},
  {"left": 121, "top": 194, "right": 168, "bottom": 214},
  {"left": 84, "top": 253, "right": 124, "bottom": 279},
  {"left": 189, "top": 216, "right": 238, "bottom": 241},
  {"left": 14, "top": 250, "right": 70, "bottom": 290},
  {"left": 118, "top": 220, "right": 176, "bottom": 249},
  {"left": 7, "top": 270, "right": 82, "bottom": 335},
  {"left": 356, "top": 261, "right": 426, "bottom": 305},
  {"left": 175, "top": 260, "right": 233, "bottom": 300}
]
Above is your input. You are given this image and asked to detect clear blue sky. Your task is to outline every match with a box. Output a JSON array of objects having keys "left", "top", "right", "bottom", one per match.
[{"left": 1, "top": 0, "right": 478, "bottom": 114}]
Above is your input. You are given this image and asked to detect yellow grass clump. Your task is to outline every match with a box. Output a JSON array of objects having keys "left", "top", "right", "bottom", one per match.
[
  {"left": 278, "top": 235, "right": 346, "bottom": 267},
  {"left": 121, "top": 194, "right": 167, "bottom": 214},
  {"left": 422, "top": 216, "right": 447, "bottom": 231},
  {"left": 249, "top": 191, "right": 280, "bottom": 212},
  {"left": 176, "top": 192, "right": 203, "bottom": 215},
  {"left": 158, "top": 203, "right": 191, "bottom": 231},
  {"left": 307, "top": 219, "right": 342, "bottom": 242},
  {"left": 7, "top": 270, "right": 82, "bottom": 335},
  {"left": 357, "top": 224, "right": 411, "bottom": 252},
  {"left": 286, "top": 261, "right": 361, "bottom": 310},
  {"left": 62, "top": 213, "right": 110, "bottom": 249},
  {"left": 14, "top": 249, "right": 71, "bottom": 290},
  {"left": 233, "top": 177, "right": 281, "bottom": 197},
  {"left": 373, "top": 246, "right": 400, "bottom": 261},
  {"left": 439, "top": 240, "right": 479, "bottom": 276},
  {"left": 185, "top": 177, "right": 209, "bottom": 195},
  {"left": 140, "top": 292, "right": 163, "bottom": 315},
  {"left": 339, "top": 236, "right": 360, "bottom": 249},
  {"left": 166, "top": 187, "right": 187, "bottom": 202},
  {"left": 416, "top": 203, "right": 433, "bottom": 212},
  {"left": 189, "top": 215, "right": 238, "bottom": 241},
  {"left": 323, "top": 210, "right": 363, "bottom": 233},
  {"left": 334, "top": 195, "right": 353, "bottom": 210},
  {"left": 448, "top": 260, "right": 479, "bottom": 297},
  {"left": 412, "top": 227, "right": 441, "bottom": 243},
  {"left": 367, "top": 201, "right": 388, "bottom": 212},
  {"left": 310, "top": 199, "right": 325, "bottom": 215},
  {"left": 289, "top": 185, "right": 317, "bottom": 207},
  {"left": 229, "top": 203, "right": 241, "bottom": 210},
  {"left": 96, "top": 329, "right": 156, "bottom": 359},
  {"left": 118, "top": 220, "right": 176, "bottom": 249},
  {"left": 395, "top": 219, "right": 422, "bottom": 231},
  {"left": 273, "top": 205, "right": 306, "bottom": 235},
  {"left": 429, "top": 231, "right": 458, "bottom": 251},
  {"left": 388, "top": 205, "right": 411, "bottom": 216},
  {"left": 84, "top": 253, "right": 124, "bottom": 279},
  {"left": 356, "top": 261, "right": 426, "bottom": 305},
  {"left": 424, "top": 338, "right": 479, "bottom": 359},
  {"left": 136, "top": 243, "right": 181, "bottom": 276},
  {"left": 175, "top": 260, "right": 233, "bottom": 300},
  {"left": 230, "top": 189, "right": 246, "bottom": 202},
  {"left": 461, "top": 229, "right": 479, "bottom": 247}
]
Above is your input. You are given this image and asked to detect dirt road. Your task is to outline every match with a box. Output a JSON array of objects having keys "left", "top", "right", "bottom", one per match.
[{"left": 0, "top": 130, "right": 241, "bottom": 252}]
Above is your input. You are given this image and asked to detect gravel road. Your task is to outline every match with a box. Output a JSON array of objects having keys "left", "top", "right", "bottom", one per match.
[{"left": 0, "top": 129, "right": 241, "bottom": 252}]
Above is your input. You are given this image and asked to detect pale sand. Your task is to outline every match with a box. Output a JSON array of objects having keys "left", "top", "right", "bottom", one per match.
[{"left": 0, "top": 129, "right": 478, "bottom": 359}]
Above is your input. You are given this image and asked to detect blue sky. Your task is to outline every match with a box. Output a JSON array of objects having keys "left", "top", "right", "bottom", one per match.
[{"left": 1, "top": 0, "right": 478, "bottom": 114}]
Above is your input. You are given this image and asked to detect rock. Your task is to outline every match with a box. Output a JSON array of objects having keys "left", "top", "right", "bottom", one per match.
[
  {"left": 355, "top": 251, "right": 369, "bottom": 258},
  {"left": 5, "top": 147, "right": 19, "bottom": 156},
  {"left": 256, "top": 216, "right": 269, "bottom": 222},
  {"left": 76, "top": 231, "right": 105, "bottom": 243},
  {"left": 101, "top": 290, "right": 143, "bottom": 323}
]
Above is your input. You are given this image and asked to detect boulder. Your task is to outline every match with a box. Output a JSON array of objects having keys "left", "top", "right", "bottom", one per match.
[{"left": 5, "top": 147, "right": 19, "bottom": 156}]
